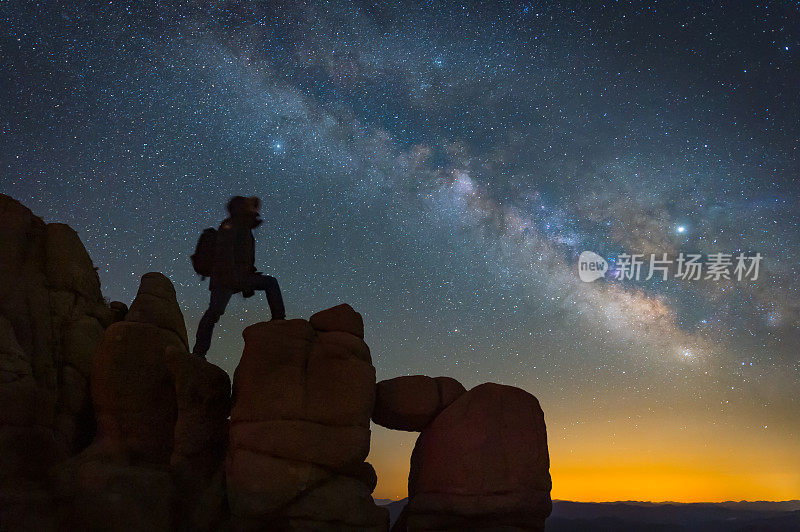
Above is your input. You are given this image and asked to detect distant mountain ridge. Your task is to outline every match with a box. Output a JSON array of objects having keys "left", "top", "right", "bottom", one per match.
[
  {"left": 376, "top": 499, "right": 800, "bottom": 531},
  {"left": 549, "top": 500, "right": 800, "bottom": 531}
]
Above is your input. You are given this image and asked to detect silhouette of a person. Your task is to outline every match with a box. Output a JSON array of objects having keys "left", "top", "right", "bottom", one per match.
[{"left": 193, "top": 196, "right": 285, "bottom": 357}]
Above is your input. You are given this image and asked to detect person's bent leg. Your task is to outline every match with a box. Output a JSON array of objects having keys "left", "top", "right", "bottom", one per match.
[
  {"left": 250, "top": 273, "right": 286, "bottom": 320},
  {"left": 193, "top": 289, "right": 233, "bottom": 357}
]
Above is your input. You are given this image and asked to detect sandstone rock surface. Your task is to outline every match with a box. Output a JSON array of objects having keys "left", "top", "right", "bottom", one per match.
[
  {"left": 372, "top": 375, "right": 466, "bottom": 431},
  {"left": 309, "top": 303, "right": 365, "bottom": 338},
  {"left": 397, "top": 382, "right": 552, "bottom": 531},
  {"left": 64, "top": 272, "right": 231, "bottom": 531},
  {"left": 0, "top": 194, "right": 112, "bottom": 530},
  {"left": 227, "top": 305, "right": 388, "bottom": 531}
]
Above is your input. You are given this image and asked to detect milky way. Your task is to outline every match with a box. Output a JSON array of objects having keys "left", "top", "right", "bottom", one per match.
[{"left": 2, "top": 2, "right": 798, "bottom": 501}]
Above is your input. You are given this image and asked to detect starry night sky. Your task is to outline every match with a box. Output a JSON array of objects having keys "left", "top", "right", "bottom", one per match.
[{"left": 2, "top": 2, "right": 799, "bottom": 501}]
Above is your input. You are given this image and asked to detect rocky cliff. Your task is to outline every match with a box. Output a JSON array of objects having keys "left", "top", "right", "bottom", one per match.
[
  {"left": 0, "top": 194, "right": 117, "bottom": 529},
  {"left": 0, "top": 194, "right": 552, "bottom": 531},
  {"left": 61, "top": 272, "right": 231, "bottom": 530}
]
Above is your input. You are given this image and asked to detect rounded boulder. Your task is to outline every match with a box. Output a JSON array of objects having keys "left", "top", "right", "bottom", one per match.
[
  {"left": 404, "top": 382, "right": 552, "bottom": 530},
  {"left": 372, "top": 375, "right": 466, "bottom": 432}
]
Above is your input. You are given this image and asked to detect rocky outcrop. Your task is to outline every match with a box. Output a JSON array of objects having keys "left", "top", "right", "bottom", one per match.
[
  {"left": 396, "top": 383, "right": 552, "bottom": 531},
  {"left": 1, "top": 194, "right": 553, "bottom": 531},
  {"left": 61, "top": 272, "right": 231, "bottom": 531},
  {"left": 372, "top": 375, "right": 466, "bottom": 431},
  {"left": 90, "top": 273, "right": 193, "bottom": 462},
  {"left": 308, "top": 303, "right": 365, "bottom": 338},
  {"left": 227, "top": 304, "right": 388, "bottom": 530},
  {"left": 0, "top": 194, "right": 122, "bottom": 529}
]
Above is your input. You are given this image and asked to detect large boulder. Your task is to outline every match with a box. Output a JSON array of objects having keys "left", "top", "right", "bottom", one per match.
[
  {"left": 309, "top": 303, "right": 364, "bottom": 338},
  {"left": 397, "top": 383, "right": 552, "bottom": 531},
  {"left": 166, "top": 345, "right": 231, "bottom": 482},
  {"left": 0, "top": 195, "right": 113, "bottom": 530},
  {"left": 227, "top": 305, "right": 388, "bottom": 531},
  {"left": 372, "top": 375, "right": 466, "bottom": 431},
  {"left": 63, "top": 273, "right": 231, "bottom": 531},
  {"left": 90, "top": 320, "right": 183, "bottom": 462}
]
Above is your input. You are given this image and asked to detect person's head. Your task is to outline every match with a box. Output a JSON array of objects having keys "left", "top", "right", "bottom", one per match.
[{"left": 227, "top": 196, "right": 262, "bottom": 227}]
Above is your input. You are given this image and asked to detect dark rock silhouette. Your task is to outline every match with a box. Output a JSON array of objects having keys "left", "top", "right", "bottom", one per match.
[
  {"left": 0, "top": 195, "right": 553, "bottom": 531},
  {"left": 91, "top": 273, "right": 192, "bottom": 461},
  {"left": 372, "top": 375, "right": 466, "bottom": 431},
  {"left": 395, "top": 383, "right": 552, "bottom": 531},
  {"left": 0, "top": 194, "right": 120, "bottom": 529},
  {"left": 227, "top": 304, "right": 388, "bottom": 530},
  {"left": 60, "top": 272, "right": 231, "bottom": 531},
  {"left": 371, "top": 376, "right": 552, "bottom": 531},
  {"left": 308, "top": 303, "right": 365, "bottom": 337}
]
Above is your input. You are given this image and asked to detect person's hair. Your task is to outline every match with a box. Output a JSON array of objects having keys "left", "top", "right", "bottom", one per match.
[{"left": 227, "top": 196, "right": 260, "bottom": 214}]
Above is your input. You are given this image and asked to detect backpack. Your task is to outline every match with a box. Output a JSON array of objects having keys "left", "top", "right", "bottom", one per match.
[{"left": 191, "top": 228, "right": 217, "bottom": 278}]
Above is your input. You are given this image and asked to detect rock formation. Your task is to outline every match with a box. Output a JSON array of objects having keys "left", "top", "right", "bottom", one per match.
[
  {"left": 226, "top": 304, "right": 389, "bottom": 530},
  {"left": 62, "top": 272, "right": 231, "bottom": 531},
  {"left": 372, "top": 375, "right": 466, "bottom": 431},
  {"left": 0, "top": 194, "right": 120, "bottom": 529},
  {"left": 0, "top": 194, "right": 552, "bottom": 531},
  {"left": 396, "top": 383, "right": 552, "bottom": 531},
  {"left": 370, "top": 375, "right": 551, "bottom": 530}
]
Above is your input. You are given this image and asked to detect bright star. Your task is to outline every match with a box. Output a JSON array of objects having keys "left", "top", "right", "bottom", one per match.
[{"left": 677, "top": 225, "right": 686, "bottom": 234}]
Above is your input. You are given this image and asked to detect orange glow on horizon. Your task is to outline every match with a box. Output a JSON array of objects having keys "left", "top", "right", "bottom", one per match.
[
  {"left": 549, "top": 462, "right": 800, "bottom": 503},
  {"left": 368, "top": 413, "right": 800, "bottom": 503}
]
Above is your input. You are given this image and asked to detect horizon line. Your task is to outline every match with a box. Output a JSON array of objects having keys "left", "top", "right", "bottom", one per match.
[{"left": 373, "top": 497, "right": 800, "bottom": 505}]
